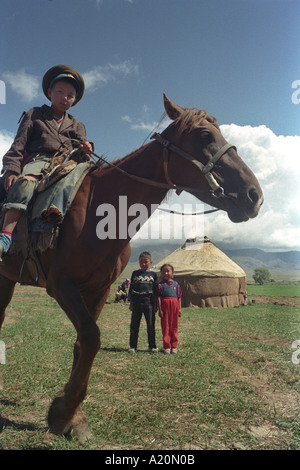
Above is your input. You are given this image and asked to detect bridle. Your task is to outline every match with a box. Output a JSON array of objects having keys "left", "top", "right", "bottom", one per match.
[
  {"left": 151, "top": 132, "right": 236, "bottom": 198},
  {"left": 90, "top": 132, "right": 236, "bottom": 199}
]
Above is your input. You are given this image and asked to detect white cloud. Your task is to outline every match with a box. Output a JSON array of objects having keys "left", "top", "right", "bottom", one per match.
[
  {"left": 211, "top": 124, "right": 300, "bottom": 250},
  {"left": 122, "top": 112, "right": 171, "bottom": 134},
  {"left": 83, "top": 60, "right": 139, "bottom": 92},
  {"left": 131, "top": 120, "right": 161, "bottom": 132},
  {"left": 0, "top": 130, "right": 14, "bottom": 170},
  {"left": 3, "top": 69, "right": 39, "bottom": 102},
  {"left": 121, "top": 115, "right": 132, "bottom": 124},
  {"left": 2, "top": 61, "right": 139, "bottom": 102}
]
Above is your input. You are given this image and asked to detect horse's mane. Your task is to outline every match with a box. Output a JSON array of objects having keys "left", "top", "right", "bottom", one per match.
[
  {"left": 173, "top": 108, "right": 220, "bottom": 135},
  {"left": 98, "top": 143, "right": 151, "bottom": 171}
]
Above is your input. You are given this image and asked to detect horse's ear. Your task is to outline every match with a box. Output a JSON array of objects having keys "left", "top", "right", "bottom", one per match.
[{"left": 163, "top": 93, "right": 184, "bottom": 120}]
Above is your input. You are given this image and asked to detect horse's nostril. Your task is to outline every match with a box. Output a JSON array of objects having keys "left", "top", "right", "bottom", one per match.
[{"left": 248, "top": 188, "right": 260, "bottom": 205}]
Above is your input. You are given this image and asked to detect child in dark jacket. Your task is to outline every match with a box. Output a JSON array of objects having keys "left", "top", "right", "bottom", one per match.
[
  {"left": 158, "top": 264, "right": 182, "bottom": 354},
  {"left": 0, "top": 64, "right": 92, "bottom": 261},
  {"left": 128, "top": 252, "right": 158, "bottom": 353}
]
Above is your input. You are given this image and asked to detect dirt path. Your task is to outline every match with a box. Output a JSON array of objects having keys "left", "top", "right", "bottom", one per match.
[{"left": 248, "top": 295, "right": 300, "bottom": 307}]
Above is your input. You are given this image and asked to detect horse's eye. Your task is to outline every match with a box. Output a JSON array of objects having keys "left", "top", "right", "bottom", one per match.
[{"left": 200, "top": 131, "right": 213, "bottom": 143}]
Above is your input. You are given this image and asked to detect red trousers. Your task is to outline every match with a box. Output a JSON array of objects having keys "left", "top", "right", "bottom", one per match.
[{"left": 160, "top": 297, "right": 179, "bottom": 349}]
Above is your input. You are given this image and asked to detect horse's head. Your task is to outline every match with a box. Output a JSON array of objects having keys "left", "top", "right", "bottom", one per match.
[{"left": 159, "top": 94, "right": 263, "bottom": 223}]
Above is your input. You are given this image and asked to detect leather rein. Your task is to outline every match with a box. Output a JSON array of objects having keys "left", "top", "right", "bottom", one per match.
[
  {"left": 93, "top": 133, "right": 236, "bottom": 196},
  {"left": 91, "top": 132, "right": 236, "bottom": 215}
]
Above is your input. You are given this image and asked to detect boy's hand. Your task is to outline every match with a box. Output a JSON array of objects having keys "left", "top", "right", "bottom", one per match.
[
  {"left": 80, "top": 141, "right": 93, "bottom": 154},
  {"left": 4, "top": 173, "right": 18, "bottom": 192}
]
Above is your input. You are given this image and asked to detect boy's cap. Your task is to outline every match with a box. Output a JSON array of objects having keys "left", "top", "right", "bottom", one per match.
[{"left": 42, "top": 64, "right": 85, "bottom": 106}]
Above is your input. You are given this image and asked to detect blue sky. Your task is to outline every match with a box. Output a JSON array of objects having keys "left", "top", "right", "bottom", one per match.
[{"left": 1, "top": 0, "right": 299, "bottom": 251}]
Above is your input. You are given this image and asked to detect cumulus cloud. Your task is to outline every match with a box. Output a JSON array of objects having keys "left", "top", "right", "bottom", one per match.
[
  {"left": 131, "top": 123, "right": 300, "bottom": 251},
  {"left": 122, "top": 112, "right": 171, "bottom": 135},
  {"left": 83, "top": 60, "right": 139, "bottom": 92},
  {"left": 210, "top": 124, "right": 300, "bottom": 250},
  {"left": 3, "top": 69, "right": 39, "bottom": 102},
  {"left": 2, "top": 61, "right": 139, "bottom": 102},
  {"left": 0, "top": 130, "right": 13, "bottom": 170}
]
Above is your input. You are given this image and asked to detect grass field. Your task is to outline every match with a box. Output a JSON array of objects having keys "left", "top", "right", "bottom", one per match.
[
  {"left": 247, "top": 283, "right": 300, "bottom": 297},
  {"left": 0, "top": 283, "right": 299, "bottom": 450}
]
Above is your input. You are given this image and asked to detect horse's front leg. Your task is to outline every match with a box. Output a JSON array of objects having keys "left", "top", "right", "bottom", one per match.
[
  {"left": 46, "top": 276, "right": 100, "bottom": 440},
  {"left": 0, "top": 274, "right": 16, "bottom": 330},
  {"left": 0, "top": 275, "right": 16, "bottom": 389}
]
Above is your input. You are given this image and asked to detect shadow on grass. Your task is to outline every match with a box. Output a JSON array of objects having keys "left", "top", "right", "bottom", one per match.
[
  {"left": 100, "top": 347, "right": 169, "bottom": 355},
  {"left": 0, "top": 416, "right": 37, "bottom": 433},
  {"left": 0, "top": 407, "right": 54, "bottom": 450}
]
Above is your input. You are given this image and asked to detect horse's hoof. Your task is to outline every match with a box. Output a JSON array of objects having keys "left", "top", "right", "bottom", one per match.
[
  {"left": 47, "top": 397, "right": 73, "bottom": 435},
  {"left": 73, "top": 420, "right": 92, "bottom": 444},
  {"left": 70, "top": 406, "right": 92, "bottom": 443}
]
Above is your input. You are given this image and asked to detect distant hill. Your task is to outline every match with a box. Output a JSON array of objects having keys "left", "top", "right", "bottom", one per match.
[
  {"left": 119, "top": 241, "right": 300, "bottom": 282},
  {"left": 221, "top": 247, "right": 300, "bottom": 281}
]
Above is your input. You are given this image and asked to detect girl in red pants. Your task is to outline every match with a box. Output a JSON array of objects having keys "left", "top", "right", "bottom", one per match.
[{"left": 158, "top": 264, "right": 182, "bottom": 354}]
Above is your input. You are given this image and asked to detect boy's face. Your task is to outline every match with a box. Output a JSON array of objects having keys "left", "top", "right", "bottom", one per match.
[
  {"left": 48, "top": 80, "right": 76, "bottom": 115},
  {"left": 139, "top": 256, "right": 152, "bottom": 271}
]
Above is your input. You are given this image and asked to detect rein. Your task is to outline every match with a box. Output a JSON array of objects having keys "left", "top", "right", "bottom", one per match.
[
  {"left": 88, "top": 132, "right": 236, "bottom": 215},
  {"left": 92, "top": 134, "right": 235, "bottom": 197},
  {"left": 92, "top": 149, "right": 193, "bottom": 192}
]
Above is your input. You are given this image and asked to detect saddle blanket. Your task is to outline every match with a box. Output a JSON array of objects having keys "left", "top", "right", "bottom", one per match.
[{"left": 10, "top": 161, "right": 94, "bottom": 254}]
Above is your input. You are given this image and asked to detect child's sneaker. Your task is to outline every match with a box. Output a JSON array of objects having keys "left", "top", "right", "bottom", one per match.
[
  {"left": 150, "top": 348, "right": 158, "bottom": 354},
  {"left": 128, "top": 348, "right": 136, "bottom": 353},
  {"left": 0, "top": 232, "right": 12, "bottom": 261},
  {"left": 164, "top": 348, "right": 171, "bottom": 354},
  {"left": 171, "top": 348, "right": 178, "bottom": 354}
]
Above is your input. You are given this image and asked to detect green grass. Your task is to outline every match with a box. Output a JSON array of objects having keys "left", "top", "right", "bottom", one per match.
[
  {"left": 247, "top": 283, "right": 300, "bottom": 297},
  {"left": 0, "top": 285, "right": 299, "bottom": 450}
]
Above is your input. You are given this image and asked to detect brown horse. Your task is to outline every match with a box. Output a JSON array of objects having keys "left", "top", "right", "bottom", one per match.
[{"left": 0, "top": 94, "right": 263, "bottom": 441}]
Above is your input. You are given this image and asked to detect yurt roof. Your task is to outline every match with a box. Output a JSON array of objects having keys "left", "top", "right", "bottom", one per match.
[{"left": 156, "top": 236, "right": 246, "bottom": 278}]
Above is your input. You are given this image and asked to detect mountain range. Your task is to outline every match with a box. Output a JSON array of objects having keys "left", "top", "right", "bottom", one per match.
[{"left": 128, "top": 241, "right": 300, "bottom": 282}]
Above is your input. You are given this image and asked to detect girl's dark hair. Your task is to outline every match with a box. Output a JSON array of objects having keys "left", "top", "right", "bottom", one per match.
[{"left": 160, "top": 263, "right": 174, "bottom": 273}]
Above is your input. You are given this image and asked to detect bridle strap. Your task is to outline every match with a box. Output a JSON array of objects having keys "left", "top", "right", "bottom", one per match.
[
  {"left": 152, "top": 132, "right": 206, "bottom": 173},
  {"left": 202, "top": 143, "right": 236, "bottom": 174},
  {"left": 151, "top": 133, "right": 236, "bottom": 198}
]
